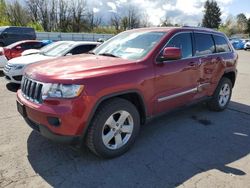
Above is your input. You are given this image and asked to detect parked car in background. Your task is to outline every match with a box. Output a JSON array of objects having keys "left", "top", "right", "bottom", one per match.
[
  {"left": 21, "top": 41, "right": 66, "bottom": 57},
  {"left": 0, "top": 26, "right": 36, "bottom": 47},
  {"left": 0, "top": 47, "right": 8, "bottom": 70},
  {"left": 244, "top": 41, "right": 250, "bottom": 50},
  {"left": 4, "top": 41, "right": 99, "bottom": 84},
  {"left": 230, "top": 38, "right": 249, "bottom": 50},
  {"left": 3, "top": 40, "right": 48, "bottom": 60},
  {"left": 16, "top": 27, "right": 238, "bottom": 158}
]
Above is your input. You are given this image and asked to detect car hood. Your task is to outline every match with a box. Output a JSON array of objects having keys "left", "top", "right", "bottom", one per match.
[
  {"left": 25, "top": 54, "right": 139, "bottom": 82},
  {"left": 8, "top": 54, "right": 54, "bottom": 65}
]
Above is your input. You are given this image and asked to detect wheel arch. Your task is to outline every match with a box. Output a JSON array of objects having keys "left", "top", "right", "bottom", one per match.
[
  {"left": 82, "top": 90, "right": 147, "bottom": 139},
  {"left": 222, "top": 71, "right": 236, "bottom": 87}
]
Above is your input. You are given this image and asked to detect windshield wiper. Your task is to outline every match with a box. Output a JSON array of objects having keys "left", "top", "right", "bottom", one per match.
[{"left": 98, "top": 53, "right": 118, "bottom": 58}]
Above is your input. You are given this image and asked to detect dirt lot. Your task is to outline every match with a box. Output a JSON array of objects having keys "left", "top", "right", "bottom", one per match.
[{"left": 0, "top": 51, "right": 250, "bottom": 188}]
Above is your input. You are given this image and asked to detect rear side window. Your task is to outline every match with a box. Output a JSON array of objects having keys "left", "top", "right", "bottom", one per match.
[
  {"left": 21, "top": 42, "right": 43, "bottom": 50},
  {"left": 70, "top": 45, "right": 97, "bottom": 55},
  {"left": 194, "top": 33, "right": 215, "bottom": 56},
  {"left": 213, "top": 35, "right": 231, "bottom": 53},
  {"left": 166, "top": 33, "right": 193, "bottom": 58}
]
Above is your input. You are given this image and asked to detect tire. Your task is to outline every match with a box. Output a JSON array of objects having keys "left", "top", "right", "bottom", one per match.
[
  {"left": 86, "top": 98, "right": 140, "bottom": 158},
  {"left": 207, "top": 77, "right": 232, "bottom": 111}
]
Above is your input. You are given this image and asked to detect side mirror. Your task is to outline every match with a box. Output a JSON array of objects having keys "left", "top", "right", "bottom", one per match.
[{"left": 158, "top": 47, "right": 182, "bottom": 62}]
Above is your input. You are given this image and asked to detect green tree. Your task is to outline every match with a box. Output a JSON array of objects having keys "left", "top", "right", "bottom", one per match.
[
  {"left": 202, "top": 0, "right": 221, "bottom": 29},
  {"left": 0, "top": 0, "right": 10, "bottom": 26},
  {"left": 236, "top": 13, "right": 248, "bottom": 33}
]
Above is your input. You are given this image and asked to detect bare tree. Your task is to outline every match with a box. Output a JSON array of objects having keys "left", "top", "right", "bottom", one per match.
[
  {"left": 71, "top": 0, "right": 88, "bottom": 32},
  {"left": 110, "top": 13, "right": 121, "bottom": 31},
  {"left": 58, "top": 0, "right": 71, "bottom": 32},
  {"left": 26, "top": 0, "right": 39, "bottom": 22},
  {"left": 6, "top": 0, "right": 31, "bottom": 26},
  {"left": 87, "top": 10, "right": 102, "bottom": 31},
  {"left": 140, "top": 11, "right": 151, "bottom": 27}
]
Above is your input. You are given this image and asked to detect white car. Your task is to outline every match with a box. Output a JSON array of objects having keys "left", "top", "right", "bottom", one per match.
[
  {"left": 244, "top": 41, "right": 250, "bottom": 50},
  {"left": 0, "top": 47, "right": 8, "bottom": 70},
  {"left": 21, "top": 41, "right": 66, "bottom": 56},
  {"left": 3, "top": 41, "right": 99, "bottom": 84}
]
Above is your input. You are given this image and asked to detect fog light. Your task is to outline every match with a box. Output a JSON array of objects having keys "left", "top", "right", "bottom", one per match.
[{"left": 47, "top": 117, "right": 61, "bottom": 127}]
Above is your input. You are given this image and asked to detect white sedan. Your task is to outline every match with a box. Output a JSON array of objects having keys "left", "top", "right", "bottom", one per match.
[
  {"left": 244, "top": 41, "right": 250, "bottom": 50},
  {"left": 3, "top": 41, "right": 99, "bottom": 84},
  {"left": 0, "top": 47, "right": 8, "bottom": 70},
  {"left": 21, "top": 41, "right": 66, "bottom": 56}
]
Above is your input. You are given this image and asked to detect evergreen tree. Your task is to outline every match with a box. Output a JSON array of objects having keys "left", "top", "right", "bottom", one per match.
[{"left": 202, "top": 0, "right": 221, "bottom": 29}]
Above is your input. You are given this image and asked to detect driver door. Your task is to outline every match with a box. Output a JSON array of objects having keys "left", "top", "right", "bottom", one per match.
[{"left": 153, "top": 32, "right": 200, "bottom": 114}]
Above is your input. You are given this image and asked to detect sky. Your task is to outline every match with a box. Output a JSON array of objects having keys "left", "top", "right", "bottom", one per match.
[{"left": 87, "top": 0, "right": 250, "bottom": 26}]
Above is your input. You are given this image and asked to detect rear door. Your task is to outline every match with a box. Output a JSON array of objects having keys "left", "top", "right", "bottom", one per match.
[
  {"left": 154, "top": 32, "right": 201, "bottom": 114},
  {"left": 193, "top": 32, "right": 219, "bottom": 97}
]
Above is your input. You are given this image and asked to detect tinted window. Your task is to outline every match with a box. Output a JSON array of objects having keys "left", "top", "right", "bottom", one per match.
[
  {"left": 194, "top": 33, "right": 215, "bottom": 56},
  {"left": 21, "top": 42, "right": 43, "bottom": 50},
  {"left": 213, "top": 35, "right": 231, "bottom": 53},
  {"left": 70, "top": 45, "right": 97, "bottom": 55},
  {"left": 166, "top": 33, "right": 193, "bottom": 58}
]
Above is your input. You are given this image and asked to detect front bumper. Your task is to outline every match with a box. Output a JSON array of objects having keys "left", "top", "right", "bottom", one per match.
[
  {"left": 17, "top": 89, "right": 97, "bottom": 143},
  {"left": 24, "top": 117, "right": 80, "bottom": 144},
  {"left": 3, "top": 65, "right": 23, "bottom": 84}
]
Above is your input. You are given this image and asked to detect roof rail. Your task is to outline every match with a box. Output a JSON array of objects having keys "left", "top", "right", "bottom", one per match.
[{"left": 182, "top": 26, "right": 215, "bottom": 31}]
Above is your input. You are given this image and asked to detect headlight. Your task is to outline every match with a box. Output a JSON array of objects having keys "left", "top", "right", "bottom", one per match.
[
  {"left": 14, "top": 65, "right": 24, "bottom": 70},
  {"left": 42, "top": 83, "right": 84, "bottom": 100}
]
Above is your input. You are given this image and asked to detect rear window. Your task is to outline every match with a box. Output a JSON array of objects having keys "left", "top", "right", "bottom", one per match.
[
  {"left": 213, "top": 35, "right": 231, "bottom": 53},
  {"left": 194, "top": 33, "right": 215, "bottom": 56}
]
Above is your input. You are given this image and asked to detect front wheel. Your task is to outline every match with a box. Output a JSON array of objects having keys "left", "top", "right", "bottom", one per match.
[
  {"left": 86, "top": 98, "right": 140, "bottom": 158},
  {"left": 207, "top": 77, "right": 232, "bottom": 111}
]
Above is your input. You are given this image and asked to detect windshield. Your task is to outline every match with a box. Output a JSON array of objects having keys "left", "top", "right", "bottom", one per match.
[
  {"left": 43, "top": 42, "right": 74, "bottom": 57},
  {"left": 93, "top": 31, "right": 166, "bottom": 60},
  {"left": 40, "top": 42, "right": 65, "bottom": 54}
]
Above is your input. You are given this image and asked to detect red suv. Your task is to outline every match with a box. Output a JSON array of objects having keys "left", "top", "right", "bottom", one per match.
[
  {"left": 16, "top": 27, "right": 238, "bottom": 158},
  {"left": 3, "top": 40, "right": 44, "bottom": 60}
]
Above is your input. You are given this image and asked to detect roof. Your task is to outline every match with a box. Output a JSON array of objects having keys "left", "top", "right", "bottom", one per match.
[{"left": 124, "top": 26, "right": 223, "bottom": 35}]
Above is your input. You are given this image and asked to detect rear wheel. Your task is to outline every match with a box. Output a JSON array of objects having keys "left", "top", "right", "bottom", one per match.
[
  {"left": 207, "top": 77, "right": 232, "bottom": 111},
  {"left": 86, "top": 98, "right": 140, "bottom": 158}
]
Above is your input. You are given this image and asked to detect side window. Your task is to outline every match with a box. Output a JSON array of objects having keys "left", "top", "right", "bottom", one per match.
[
  {"left": 194, "top": 33, "right": 215, "bottom": 56},
  {"left": 20, "top": 42, "right": 39, "bottom": 50},
  {"left": 70, "top": 45, "right": 97, "bottom": 55},
  {"left": 166, "top": 33, "right": 193, "bottom": 59},
  {"left": 213, "top": 35, "right": 231, "bottom": 53}
]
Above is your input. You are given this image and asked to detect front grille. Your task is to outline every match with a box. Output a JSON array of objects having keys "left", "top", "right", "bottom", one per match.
[{"left": 21, "top": 76, "right": 43, "bottom": 103}]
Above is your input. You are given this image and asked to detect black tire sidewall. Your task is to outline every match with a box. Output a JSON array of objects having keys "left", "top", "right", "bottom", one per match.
[
  {"left": 212, "top": 77, "right": 232, "bottom": 111},
  {"left": 90, "top": 99, "right": 140, "bottom": 158}
]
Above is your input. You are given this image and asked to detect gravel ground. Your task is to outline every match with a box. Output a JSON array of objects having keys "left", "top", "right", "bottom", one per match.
[{"left": 0, "top": 51, "right": 250, "bottom": 188}]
